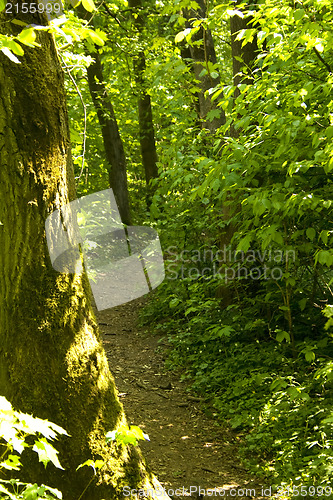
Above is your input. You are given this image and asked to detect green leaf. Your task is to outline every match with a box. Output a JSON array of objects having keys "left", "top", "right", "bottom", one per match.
[
  {"left": 1, "top": 47, "right": 21, "bottom": 64},
  {"left": 129, "top": 425, "right": 149, "bottom": 441},
  {"left": 206, "top": 109, "right": 221, "bottom": 122},
  {"left": 169, "top": 298, "right": 180, "bottom": 308},
  {"left": 175, "top": 30, "right": 186, "bottom": 43},
  {"left": 7, "top": 40, "right": 24, "bottom": 56},
  {"left": 325, "top": 126, "right": 333, "bottom": 139},
  {"left": 299, "top": 298, "right": 307, "bottom": 311},
  {"left": 22, "top": 484, "right": 45, "bottom": 500},
  {"left": 293, "top": 9, "right": 305, "bottom": 21},
  {"left": 306, "top": 227, "right": 315, "bottom": 241},
  {"left": 0, "top": 0, "right": 6, "bottom": 11},
  {"left": 32, "top": 439, "right": 64, "bottom": 470},
  {"left": 0, "top": 484, "right": 17, "bottom": 499},
  {"left": 322, "top": 416, "right": 333, "bottom": 424},
  {"left": 0, "top": 454, "right": 21, "bottom": 471},
  {"left": 271, "top": 377, "right": 288, "bottom": 391},
  {"left": 325, "top": 157, "right": 333, "bottom": 174},
  {"left": 315, "top": 250, "right": 333, "bottom": 266},
  {"left": 276, "top": 330, "right": 290, "bottom": 343},
  {"left": 86, "top": 29, "right": 105, "bottom": 46},
  {"left": 105, "top": 425, "right": 149, "bottom": 447},
  {"left": 11, "top": 19, "right": 28, "bottom": 26},
  {"left": 18, "top": 414, "right": 68, "bottom": 440},
  {"left": 305, "top": 350, "right": 315, "bottom": 362},
  {"left": 235, "top": 29, "right": 247, "bottom": 42},
  {"left": 320, "top": 230, "right": 329, "bottom": 245},
  {"left": 18, "top": 28, "right": 36, "bottom": 46},
  {"left": 81, "top": 0, "right": 95, "bottom": 12},
  {"left": 76, "top": 459, "right": 104, "bottom": 473},
  {"left": 236, "top": 233, "right": 252, "bottom": 253},
  {"left": 287, "top": 386, "right": 300, "bottom": 400}
]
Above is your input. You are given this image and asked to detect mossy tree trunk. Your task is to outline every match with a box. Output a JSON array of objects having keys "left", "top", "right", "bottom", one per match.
[{"left": 0, "top": 9, "right": 156, "bottom": 499}]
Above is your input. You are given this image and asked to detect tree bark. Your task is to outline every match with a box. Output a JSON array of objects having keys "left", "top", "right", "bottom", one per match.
[
  {"left": 229, "top": 1, "right": 259, "bottom": 137},
  {"left": 230, "top": 1, "right": 258, "bottom": 95},
  {"left": 183, "top": 0, "right": 226, "bottom": 132},
  {"left": 230, "top": 0, "right": 259, "bottom": 137},
  {"left": 86, "top": 50, "right": 131, "bottom": 225},
  {"left": 77, "top": 5, "right": 131, "bottom": 225},
  {"left": 215, "top": 1, "right": 259, "bottom": 303},
  {"left": 0, "top": 9, "right": 158, "bottom": 499},
  {"left": 128, "top": 0, "right": 159, "bottom": 203}
]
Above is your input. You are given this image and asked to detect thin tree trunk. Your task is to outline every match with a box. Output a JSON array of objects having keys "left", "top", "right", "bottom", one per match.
[
  {"left": 230, "top": 0, "right": 258, "bottom": 137},
  {"left": 136, "top": 58, "right": 159, "bottom": 187},
  {"left": 183, "top": 0, "right": 226, "bottom": 132},
  {"left": 77, "top": 6, "right": 131, "bottom": 225},
  {"left": 230, "top": 2, "right": 258, "bottom": 92},
  {"left": 86, "top": 50, "right": 131, "bottom": 225},
  {"left": 179, "top": 44, "right": 202, "bottom": 128},
  {"left": 216, "top": 1, "right": 259, "bottom": 303},
  {"left": 128, "top": 0, "right": 158, "bottom": 203},
  {"left": 0, "top": 10, "right": 159, "bottom": 499}
]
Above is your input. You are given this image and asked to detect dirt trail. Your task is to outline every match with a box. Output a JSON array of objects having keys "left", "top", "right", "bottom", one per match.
[{"left": 97, "top": 298, "right": 268, "bottom": 500}]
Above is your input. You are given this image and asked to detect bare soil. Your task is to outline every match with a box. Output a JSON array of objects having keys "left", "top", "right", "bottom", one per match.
[{"left": 96, "top": 298, "right": 269, "bottom": 500}]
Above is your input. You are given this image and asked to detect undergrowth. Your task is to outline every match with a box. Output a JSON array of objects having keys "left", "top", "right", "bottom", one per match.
[{"left": 140, "top": 277, "right": 333, "bottom": 497}]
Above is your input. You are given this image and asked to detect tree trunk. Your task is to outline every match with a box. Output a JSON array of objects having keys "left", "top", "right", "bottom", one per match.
[
  {"left": 128, "top": 0, "right": 159, "bottom": 204},
  {"left": 215, "top": 1, "right": 259, "bottom": 303},
  {"left": 179, "top": 44, "right": 202, "bottom": 129},
  {"left": 230, "top": 1, "right": 258, "bottom": 93},
  {"left": 77, "top": 6, "right": 131, "bottom": 225},
  {"left": 230, "top": 0, "right": 258, "bottom": 138},
  {"left": 229, "top": 1, "right": 261, "bottom": 143},
  {"left": 86, "top": 50, "right": 131, "bottom": 225},
  {"left": 0, "top": 10, "right": 158, "bottom": 499},
  {"left": 183, "top": 0, "right": 226, "bottom": 132}
]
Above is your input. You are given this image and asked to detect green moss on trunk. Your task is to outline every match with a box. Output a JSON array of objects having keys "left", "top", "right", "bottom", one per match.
[{"left": 0, "top": 7, "right": 157, "bottom": 499}]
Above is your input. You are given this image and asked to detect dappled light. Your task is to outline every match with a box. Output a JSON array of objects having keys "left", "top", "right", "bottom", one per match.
[{"left": 0, "top": 0, "right": 332, "bottom": 498}]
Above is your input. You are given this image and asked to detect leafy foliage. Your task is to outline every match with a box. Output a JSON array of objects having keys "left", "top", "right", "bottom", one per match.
[
  {"left": 0, "top": 397, "right": 66, "bottom": 499},
  {"left": 106, "top": 425, "right": 150, "bottom": 447},
  {"left": 57, "top": 0, "right": 333, "bottom": 492},
  {"left": 3, "top": 0, "right": 332, "bottom": 494},
  {"left": 138, "top": 0, "right": 333, "bottom": 493}
]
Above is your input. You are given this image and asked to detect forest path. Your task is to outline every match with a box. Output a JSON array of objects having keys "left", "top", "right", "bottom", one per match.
[{"left": 97, "top": 298, "right": 267, "bottom": 500}]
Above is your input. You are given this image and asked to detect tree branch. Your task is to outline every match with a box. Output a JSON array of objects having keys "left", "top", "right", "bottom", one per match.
[
  {"left": 312, "top": 46, "right": 332, "bottom": 74},
  {"left": 102, "top": 3, "right": 128, "bottom": 31}
]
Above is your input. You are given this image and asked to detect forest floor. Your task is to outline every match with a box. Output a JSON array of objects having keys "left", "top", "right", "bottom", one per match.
[{"left": 96, "top": 298, "right": 271, "bottom": 500}]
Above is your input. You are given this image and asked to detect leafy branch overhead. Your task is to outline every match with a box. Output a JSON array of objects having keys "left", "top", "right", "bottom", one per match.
[{"left": 0, "top": 0, "right": 103, "bottom": 63}]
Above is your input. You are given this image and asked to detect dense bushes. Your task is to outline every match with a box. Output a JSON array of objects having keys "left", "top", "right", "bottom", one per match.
[
  {"left": 140, "top": 0, "right": 333, "bottom": 494},
  {"left": 60, "top": 0, "right": 333, "bottom": 493}
]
